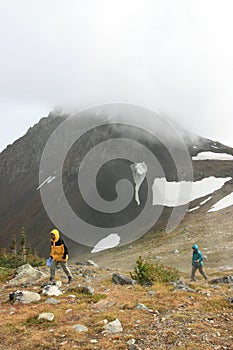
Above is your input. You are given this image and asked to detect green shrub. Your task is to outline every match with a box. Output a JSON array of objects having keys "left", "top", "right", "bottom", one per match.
[
  {"left": 0, "top": 253, "right": 45, "bottom": 269},
  {"left": 130, "top": 256, "right": 180, "bottom": 286},
  {"left": 0, "top": 267, "right": 14, "bottom": 282}
]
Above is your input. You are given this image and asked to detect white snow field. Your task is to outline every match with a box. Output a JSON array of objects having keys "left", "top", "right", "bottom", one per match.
[
  {"left": 192, "top": 151, "right": 233, "bottom": 161},
  {"left": 91, "top": 233, "right": 121, "bottom": 253},
  {"left": 208, "top": 192, "right": 233, "bottom": 212},
  {"left": 152, "top": 177, "right": 231, "bottom": 207}
]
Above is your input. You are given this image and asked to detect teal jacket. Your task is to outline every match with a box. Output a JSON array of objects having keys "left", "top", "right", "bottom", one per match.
[{"left": 192, "top": 244, "right": 203, "bottom": 266}]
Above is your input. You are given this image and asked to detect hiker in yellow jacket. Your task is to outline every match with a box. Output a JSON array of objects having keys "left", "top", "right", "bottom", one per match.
[{"left": 49, "top": 228, "right": 73, "bottom": 283}]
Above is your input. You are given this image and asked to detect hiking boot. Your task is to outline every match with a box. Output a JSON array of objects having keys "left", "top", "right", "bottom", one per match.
[{"left": 67, "top": 276, "right": 73, "bottom": 284}]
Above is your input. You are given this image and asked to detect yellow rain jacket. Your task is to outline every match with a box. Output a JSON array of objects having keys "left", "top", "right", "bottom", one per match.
[{"left": 50, "top": 229, "right": 68, "bottom": 262}]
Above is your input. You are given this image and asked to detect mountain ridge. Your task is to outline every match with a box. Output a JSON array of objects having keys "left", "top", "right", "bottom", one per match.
[{"left": 0, "top": 111, "right": 233, "bottom": 267}]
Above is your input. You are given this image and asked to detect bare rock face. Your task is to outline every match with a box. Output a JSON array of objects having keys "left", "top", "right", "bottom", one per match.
[{"left": 8, "top": 264, "right": 47, "bottom": 286}]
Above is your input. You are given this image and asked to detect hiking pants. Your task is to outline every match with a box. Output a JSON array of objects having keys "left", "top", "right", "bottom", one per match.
[
  {"left": 191, "top": 264, "right": 207, "bottom": 280},
  {"left": 50, "top": 260, "right": 73, "bottom": 280}
]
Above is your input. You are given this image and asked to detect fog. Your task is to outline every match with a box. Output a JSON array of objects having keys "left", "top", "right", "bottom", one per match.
[{"left": 0, "top": 0, "right": 233, "bottom": 151}]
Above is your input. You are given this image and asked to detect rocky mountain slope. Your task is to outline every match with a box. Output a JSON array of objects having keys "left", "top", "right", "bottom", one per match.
[
  {"left": 0, "top": 108, "right": 233, "bottom": 270},
  {"left": 0, "top": 263, "right": 232, "bottom": 350}
]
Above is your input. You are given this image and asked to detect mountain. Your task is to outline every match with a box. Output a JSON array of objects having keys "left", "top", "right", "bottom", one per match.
[{"left": 0, "top": 106, "right": 233, "bottom": 267}]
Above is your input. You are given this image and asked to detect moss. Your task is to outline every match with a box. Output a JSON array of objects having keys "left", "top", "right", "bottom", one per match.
[{"left": 24, "top": 316, "right": 57, "bottom": 328}]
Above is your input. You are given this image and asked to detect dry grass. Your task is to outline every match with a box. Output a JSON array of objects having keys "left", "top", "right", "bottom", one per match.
[{"left": 0, "top": 264, "right": 232, "bottom": 350}]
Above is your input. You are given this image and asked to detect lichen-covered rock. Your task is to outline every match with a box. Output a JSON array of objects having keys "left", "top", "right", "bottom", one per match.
[
  {"left": 8, "top": 264, "right": 47, "bottom": 286},
  {"left": 9, "top": 290, "right": 41, "bottom": 304}
]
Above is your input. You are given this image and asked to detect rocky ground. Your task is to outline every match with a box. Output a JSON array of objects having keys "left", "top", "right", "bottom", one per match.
[{"left": 0, "top": 262, "right": 232, "bottom": 350}]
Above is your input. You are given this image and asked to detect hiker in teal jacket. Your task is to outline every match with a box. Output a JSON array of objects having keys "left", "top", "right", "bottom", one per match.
[{"left": 191, "top": 244, "right": 208, "bottom": 281}]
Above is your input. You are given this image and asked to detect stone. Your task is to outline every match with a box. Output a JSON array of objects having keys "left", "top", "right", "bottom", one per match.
[
  {"left": 209, "top": 275, "right": 233, "bottom": 285},
  {"left": 42, "top": 284, "right": 63, "bottom": 296},
  {"left": 112, "top": 273, "right": 136, "bottom": 285},
  {"left": 103, "top": 319, "right": 123, "bottom": 333},
  {"left": 9, "top": 290, "right": 41, "bottom": 304},
  {"left": 72, "top": 324, "right": 88, "bottom": 332},
  {"left": 45, "top": 298, "right": 61, "bottom": 304},
  {"left": 8, "top": 264, "right": 47, "bottom": 286},
  {"left": 135, "top": 303, "right": 151, "bottom": 311},
  {"left": 171, "top": 280, "right": 195, "bottom": 292},
  {"left": 171, "top": 249, "right": 179, "bottom": 254},
  {"left": 38, "top": 312, "right": 54, "bottom": 321},
  {"left": 86, "top": 260, "right": 99, "bottom": 268},
  {"left": 129, "top": 345, "right": 141, "bottom": 350},
  {"left": 69, "top": 286, "right": 95, "bottom": 295}
]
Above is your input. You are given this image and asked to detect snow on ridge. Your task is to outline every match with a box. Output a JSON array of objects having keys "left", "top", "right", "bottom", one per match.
[
  {"left": 199, "top": 196, "right": 212, "bottom": 205},
  {"left": 188, "top": 206, "right": 200, "bottom": 212},
  {"left": 192, "top": 151, "right": 233, "bottom": 161},
  {"left": 152, "top": 176, "right": 231, "bottom": 207},
  {"left": 36, "top": 176, "right": 56, "bottom": 190},
  {"left": 208, "top": 192, "right": 233, "bottom": 212}
]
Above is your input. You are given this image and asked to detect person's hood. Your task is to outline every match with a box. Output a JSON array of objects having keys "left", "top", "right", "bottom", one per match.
[
  {"left": 192, "top": 244, "right": 199, "bottom": 250},
  {"left": 50, "top": 229, "right": 60, "bottom": 242}
]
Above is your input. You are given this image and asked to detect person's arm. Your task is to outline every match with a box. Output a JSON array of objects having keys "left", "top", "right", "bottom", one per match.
[
  {"left": 62, "top": 240, "right": 68, "bottom": 259},
  {"left": 196, "top": 252, "right": 202, "bottom": 263}
]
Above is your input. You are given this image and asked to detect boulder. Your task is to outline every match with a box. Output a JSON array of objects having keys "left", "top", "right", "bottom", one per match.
[
  {"left": 38, "top": 312, "right": 54, "bottom": 321},
  {"left": 112, "top": 273, "right": 136, "bottom": 285},
  {"left": 9, "top": 290, "right": 41, "bottom": 304},
  {"left": 103, "top": 319, "right": 123, "bottom": 333},
  {"left": 42, "top": 284, "right": 63, "bottom": 296},
  {"left": 72, "top": 324, "right": 88, "bottom": 332},
  {"left": 209, "top": 275, "right": 233, "bottom": 285},
  {"left": 8, "top": 264, "right": 47, "bottom": 286},
  {"left": 171, "top": 280, "right": 195, "bottom": 292}
]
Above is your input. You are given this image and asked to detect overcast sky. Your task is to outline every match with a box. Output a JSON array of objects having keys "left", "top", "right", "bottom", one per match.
[{"left": 0, "top": 0, "right": 233, "bottom": 152}]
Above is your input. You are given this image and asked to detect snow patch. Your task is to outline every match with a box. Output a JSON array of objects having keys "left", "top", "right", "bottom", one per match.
[
  {"left": 199, "top": 196, "right": 212, "bottom": 205},
  {"left": 152, "top": 177, "right": 231, "bottom": 207},
  {"left": 188, "top": 206, "right": 200, "bottom": 212},
  {"left": 91, "top": 234, "right": 120, "bottom": 253},
  {"left": 192, "top": 151, "right": 233, "bottom": 161},
  {"left": 37, "top": 176, "right": 56, "bottom": 190},
  {"left": 130, "top": 162, "right": 148, "bottom": 205},
  {"left": 208, "top": 192, "right": 233, "bottom": 212}
]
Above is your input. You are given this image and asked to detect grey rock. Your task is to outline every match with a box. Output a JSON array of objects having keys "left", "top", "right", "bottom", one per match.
[
  {"left": 72, "top": 324, "right": 88, "bottom": 332},
  {"left": 45, "top": 298, "right": 61, "bottom": 304},
  {"left": 8, "top": 264, "right": 47, "bottom": 286},
  {"left": 148, "top": 290, "right": 156, "bottom": 297},
  {"left": 68, "top": 285, "right": 95, "bottom": 295},
  {"left": 112, "top": 273, "right": 136, "bottom": 285},
  {"left": 135, "top": 303, "right": 151, "bottom": 311},
  {"left": 86, "top": 260, "right": 99, "bottom": 268},
  {"left": 38, "top": 312, "right": 54, "bottom": 321},
  {"left": 218, "top": 266, "right": 233, "bottom": 272},
  {"left": 9, "top": 290, "right": 41, "bottom": 304},
  {"left": 129, "top": 345, "right": 141, "bottom": 350},
  {"left": 103, "top": 319, "right": 123, "bottom": 333},
  {"left": 171, "top": 249, "right": 179, "bottom": 254},
  {"left": 42, "top": 284, "right": 63, "bottom": 296},
  {"left": 209, "top": 275, "right": 233, "bottom": 285},
  {"left": 154, "top": 256, "right": 162, "bottom": 260},
  {"left": 171, "top": 280, "right": 195, "bottom": 292}
]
